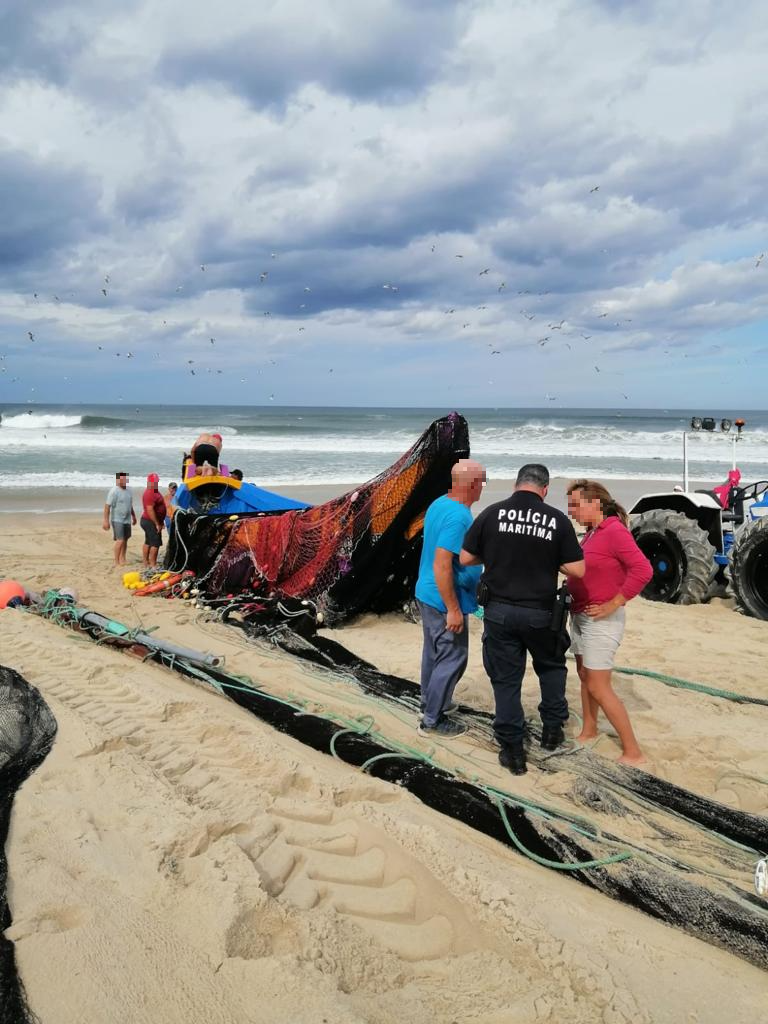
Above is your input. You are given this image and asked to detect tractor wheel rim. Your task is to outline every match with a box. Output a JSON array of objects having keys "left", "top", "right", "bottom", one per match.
[{"left": 637, "top": 534, "right": 682, "bottom": 600}]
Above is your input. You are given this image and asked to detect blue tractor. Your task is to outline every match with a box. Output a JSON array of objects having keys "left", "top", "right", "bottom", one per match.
[{"left": 629, "top": 417, "right": 768, "bottom": 620}]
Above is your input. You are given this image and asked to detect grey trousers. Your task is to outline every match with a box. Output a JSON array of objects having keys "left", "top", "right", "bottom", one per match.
[{"left": 418, "top": 600, "right": 469, "bottom": 727}]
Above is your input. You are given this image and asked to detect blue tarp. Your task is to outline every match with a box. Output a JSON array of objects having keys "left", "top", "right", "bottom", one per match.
[{"left": 174, "top": 480, "right": 311, "bottom": 514}]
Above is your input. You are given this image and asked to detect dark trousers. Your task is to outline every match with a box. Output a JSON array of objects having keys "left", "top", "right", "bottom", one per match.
[
  {"left": 418, "top": 600, "right": 469, "bottom": 727},
  {"left": 481, "top": 601, "right": 568, "bottom": 749}
]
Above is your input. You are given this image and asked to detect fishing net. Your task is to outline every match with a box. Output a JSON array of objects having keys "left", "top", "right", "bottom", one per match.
[
  {"left": 166, "top": 412, "right": 470, "bottom": 623},
  {"left": 0, "top": 665, "right": 58, "bottom": 1024}
]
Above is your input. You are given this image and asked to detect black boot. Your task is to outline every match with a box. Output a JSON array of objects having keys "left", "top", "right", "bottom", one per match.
[
  {"left": 499, "top": 745, "right": 527, "bottom": 775},
  {"left": 540, "top": 724, "right": 565, "bottom": 751}
]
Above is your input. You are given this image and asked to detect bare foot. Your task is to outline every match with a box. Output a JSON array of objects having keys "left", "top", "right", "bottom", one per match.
[
  {"left": 575, "top": 731, "right": 598, "bottom": 744},
  {"left": 617, "top": 752, "right": 647, "bottom": 767}
]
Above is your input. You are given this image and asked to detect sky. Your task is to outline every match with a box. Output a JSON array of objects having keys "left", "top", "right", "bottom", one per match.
[{"left": 1, "top": 0, "right": 767, "bottom": 409}]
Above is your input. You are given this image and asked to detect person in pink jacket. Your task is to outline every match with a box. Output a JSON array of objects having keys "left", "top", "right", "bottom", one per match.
[{"left": 566, "top": 479, "right": 653, "bottom": 766}]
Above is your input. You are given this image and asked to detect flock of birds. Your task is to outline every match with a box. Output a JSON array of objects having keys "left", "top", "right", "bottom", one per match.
[{"left": 4, "top": 185, "right": 766, "bottom": 404}]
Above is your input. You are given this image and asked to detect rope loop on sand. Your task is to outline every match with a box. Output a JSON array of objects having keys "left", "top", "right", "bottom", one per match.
[{"left": 493, "top": 798, "right": 633, "bottom": 871}]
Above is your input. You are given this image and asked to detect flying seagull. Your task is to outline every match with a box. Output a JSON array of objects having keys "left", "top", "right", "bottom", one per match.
[
  {"left": 520, "top": 310, "right": 535, "bottom": 320},
  {"left": 479, "top": 268, "right": 490, "bottom": 276},
  {"left": 756, "top": 253, "right": 765, "bottom": 268},
  {"left": 27, "top": 332, "right": 34, "bottom": 341},
  {"left": 589, "top": 185, "right": 600, "bottom": 193}
]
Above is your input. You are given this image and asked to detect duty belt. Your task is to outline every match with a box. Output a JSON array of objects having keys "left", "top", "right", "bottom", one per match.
[{"left": 486, "top": 595, "right": 552, "bottom": 611}]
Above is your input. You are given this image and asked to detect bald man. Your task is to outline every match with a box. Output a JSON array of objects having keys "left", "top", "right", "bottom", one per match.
[{"left": 414, "top": 459, "right": 486, "bottom": 738}]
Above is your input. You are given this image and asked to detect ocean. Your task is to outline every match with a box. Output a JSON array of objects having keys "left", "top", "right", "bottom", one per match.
[{"left": 1, "top": 404, "right": 767, "bottom": 509}]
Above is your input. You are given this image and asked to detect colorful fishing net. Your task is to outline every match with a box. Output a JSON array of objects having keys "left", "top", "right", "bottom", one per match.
[{"left": 166, "top": 412, "right": 470, "bottom": 623}]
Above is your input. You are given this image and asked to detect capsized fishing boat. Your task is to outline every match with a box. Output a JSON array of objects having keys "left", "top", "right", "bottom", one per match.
[{"left": 166, "top": 412, "right": 470, "bottom": 624}]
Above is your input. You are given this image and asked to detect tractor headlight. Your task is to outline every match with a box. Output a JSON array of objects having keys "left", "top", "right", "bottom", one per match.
[
  {"left": 721, "top": 419, "right": 732, "bottom": 433},
  {"left": 702, "top": 417, "right": 716, "bottom": 431},
  {"left": 691, "top": 417, "right": 702, "bottom": 430}
]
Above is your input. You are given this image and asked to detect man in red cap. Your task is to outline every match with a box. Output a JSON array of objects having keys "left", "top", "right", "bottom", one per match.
[{"left": 140, "top": 474, "right": 167, "bottom": 567}]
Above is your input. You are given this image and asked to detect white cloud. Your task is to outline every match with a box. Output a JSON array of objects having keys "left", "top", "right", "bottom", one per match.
[{"left": 1, "top": 0, "right": 768, "bottom": 408}]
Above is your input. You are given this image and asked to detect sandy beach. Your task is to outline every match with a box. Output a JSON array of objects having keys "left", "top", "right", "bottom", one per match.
[{"left": 1, "top": 493, "right": 767, "bottom": 1023}]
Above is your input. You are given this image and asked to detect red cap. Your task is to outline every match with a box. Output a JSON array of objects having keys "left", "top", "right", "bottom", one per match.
[
  {"left": 147, "top": 473, "right": 160, "bottom": 483},
  {"left": 211, "top": 433, "right": 223, "bottom": 442}
]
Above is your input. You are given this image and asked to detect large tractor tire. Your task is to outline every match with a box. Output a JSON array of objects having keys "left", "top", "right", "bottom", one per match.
[
  {"left": 731, "top": 518, "right": 768, "bottom": 620},
  {"left": 631, "top": 509, "right": 717, "bottom": 605}
]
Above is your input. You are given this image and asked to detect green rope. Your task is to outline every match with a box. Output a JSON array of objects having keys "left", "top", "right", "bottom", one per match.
[
  {"left": 330, "top": 724, "right": 373, "bottom": 760},
  {"left": 360, "top": 751, "right": 426, "bottom": 774},
  {"left": 494, "top": 798, "right": 633, "bottom": 871},
  {"left": 615, "top": 665, "right": 768, "bottom": 707}
]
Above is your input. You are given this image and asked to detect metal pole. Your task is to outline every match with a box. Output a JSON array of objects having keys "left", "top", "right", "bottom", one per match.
[
  {"left": 683, "top": 432, "right": 689, "bottom": 492},
  {"left": 732, "top": 435, "right": 737, "bottom": 471}
]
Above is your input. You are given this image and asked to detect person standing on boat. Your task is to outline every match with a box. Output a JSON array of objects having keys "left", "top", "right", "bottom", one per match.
[
  {"left": 565, "top": 479, "right": 652, "bottom": 766},
  {"left": 190, "top": 432, "right": 223, "bottom": 476},
  {"left": 415, "top": 459, "right": 486, "bottom": 739},
  {"left": 103, "top": 472, "right": 137, "bottom": 567},
  {"left": 460, "top": 464, "right": 585, "bottom": 775}
]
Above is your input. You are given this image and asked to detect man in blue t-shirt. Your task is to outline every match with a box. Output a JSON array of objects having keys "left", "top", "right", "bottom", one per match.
[{"left": 415, "top": 458, "right": 485, "bottom": 738}]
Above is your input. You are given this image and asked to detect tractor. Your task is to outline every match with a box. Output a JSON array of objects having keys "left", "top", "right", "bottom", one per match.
[{"left": 629, "top": 417, "right": 768, "bottom": 620}]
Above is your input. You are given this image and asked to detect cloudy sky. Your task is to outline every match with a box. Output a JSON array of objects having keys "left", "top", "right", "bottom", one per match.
[{"left": 1, "top": 0, "right": 767, "bottom": 408}]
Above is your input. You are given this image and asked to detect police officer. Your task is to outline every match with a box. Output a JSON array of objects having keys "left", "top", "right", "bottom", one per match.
[{"left": 460, "top": 464, "right": 584, "bottom": 775}]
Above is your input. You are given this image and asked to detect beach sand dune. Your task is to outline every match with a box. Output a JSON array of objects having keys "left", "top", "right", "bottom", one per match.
[{"left": 1, "top": 516, "right": 767, "bottom": 1023}]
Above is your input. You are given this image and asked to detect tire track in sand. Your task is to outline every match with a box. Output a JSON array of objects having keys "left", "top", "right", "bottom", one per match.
[{"left": 22, "top": 638, "right": 479, "bottom": 962}]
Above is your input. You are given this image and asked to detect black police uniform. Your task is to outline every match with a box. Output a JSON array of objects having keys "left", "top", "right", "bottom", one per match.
[{"left": 463, "top": 490, "right": 583, "bottom": 751}]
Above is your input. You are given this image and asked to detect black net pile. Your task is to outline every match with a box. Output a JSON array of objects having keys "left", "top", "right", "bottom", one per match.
[
  {"left": 166, "top": 412, "right": 470, "bottom": 623},
  {"left": 1, "top": 665, "right": 58, "bottom": 1024}
]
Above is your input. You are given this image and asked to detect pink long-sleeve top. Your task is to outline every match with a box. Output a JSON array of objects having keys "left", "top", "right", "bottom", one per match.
[{"left": 567, "top": 515, "right": 653, "bottom": 613}]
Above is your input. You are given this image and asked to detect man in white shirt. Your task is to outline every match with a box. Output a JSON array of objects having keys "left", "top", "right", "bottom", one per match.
[{"left": 102, "top": 472, "right": 137, "bottom": 567}]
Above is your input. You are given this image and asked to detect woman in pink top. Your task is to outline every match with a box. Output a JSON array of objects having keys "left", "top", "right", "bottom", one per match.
[{"left": 566, "top": 480, "right": 652, "bottom": 766}]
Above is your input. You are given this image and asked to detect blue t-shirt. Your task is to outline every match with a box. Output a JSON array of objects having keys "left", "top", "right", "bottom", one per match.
[{"left": 415, "top": 495, "right": 482, "bottom": 614}]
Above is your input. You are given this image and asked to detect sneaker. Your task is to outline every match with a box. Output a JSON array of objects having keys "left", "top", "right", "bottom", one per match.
[
  {"left": 418, "top": 717, "right": 468, "bottom": 739},
  {"left": 540, "top": 725, "right": 565, "bottom": 751},
  {"left": 499, "top": 746, "right": 527, "bottom": 775}
]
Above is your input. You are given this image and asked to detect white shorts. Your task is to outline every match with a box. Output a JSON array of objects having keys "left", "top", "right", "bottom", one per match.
[{"left": 570, "top": 609, "right": 625, "bottom": 671}]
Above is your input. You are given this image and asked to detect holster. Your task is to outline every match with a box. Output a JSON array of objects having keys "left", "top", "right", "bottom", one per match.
[{"left": 549, "top": 583, "right": 572, "bottom": 633}]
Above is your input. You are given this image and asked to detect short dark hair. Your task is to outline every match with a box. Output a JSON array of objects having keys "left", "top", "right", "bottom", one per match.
[
  {"left": 516, "top": 463, "right": 549, "bottom": 488},
  {"left": 116, "top": 471, "right": 128, "bottom": 478},
  {"left": 231, "top": 468, "right": 243, "bottom": 481}
]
